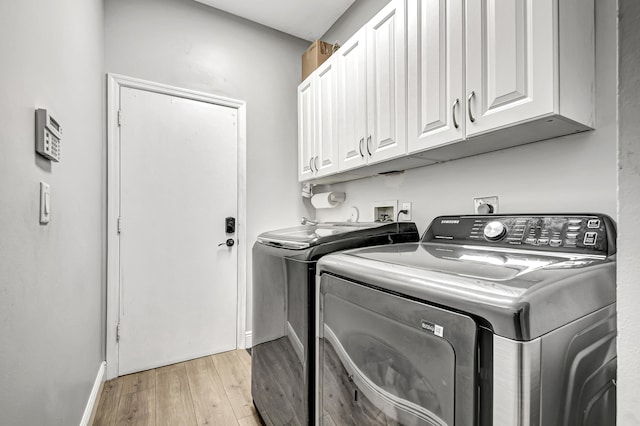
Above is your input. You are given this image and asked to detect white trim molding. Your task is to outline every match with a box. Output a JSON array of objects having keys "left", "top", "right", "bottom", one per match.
[
  {"left": 80, "top": 361, "right": 106, "bottom": 426},
  {"left": 106, "top": 73, "right": 248, "bottom": 378},
  {"left": 287, "top": 321, "right": 304, "bottom": 364},
  {"left": 245, "top": 331, "right": 253, "bottom": 348}
]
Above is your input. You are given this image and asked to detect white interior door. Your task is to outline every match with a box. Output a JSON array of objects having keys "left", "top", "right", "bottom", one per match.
[{"left": 118, "top": 87, "right": 238, "bottom": 375}]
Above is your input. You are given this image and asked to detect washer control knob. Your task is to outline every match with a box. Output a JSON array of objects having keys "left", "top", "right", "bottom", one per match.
[{"left": 484, "top": 221, "right": 507, "bottom": 241}]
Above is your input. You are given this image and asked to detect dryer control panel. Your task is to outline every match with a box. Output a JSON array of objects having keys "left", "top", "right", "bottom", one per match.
[{"left": 424, "top": 214, "right": 616, "bottom": 256}]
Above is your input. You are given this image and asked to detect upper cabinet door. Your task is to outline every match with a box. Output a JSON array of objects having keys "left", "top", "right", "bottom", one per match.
[
  {"left": 338, "top": 28, "right": 368, "bottom": 172},
  {"left": 407, "top": 0, "right": 464, "bottom": 153},
  {"left": 366, "top": 0, "right": 407, "bottom": 164},
  {"left": 465, "top": 0, "right": 555, "bottom": 137},
  {"left": 315, "top": 57, "right": 339, "bottom": 177},
  {"left": 298, "top": 78, "right": 315, "bottom": 181}
]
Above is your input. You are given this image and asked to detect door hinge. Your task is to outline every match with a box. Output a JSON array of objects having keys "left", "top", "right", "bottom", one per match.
[
  {"left": 117, "top": 109, "right": 122, "bottom": 126},
  {"left": 117, "top": 216, "right": 122, "bottom": 234},
  {"left": 116, "top": 322, "right": 121, "bottom": 342}
]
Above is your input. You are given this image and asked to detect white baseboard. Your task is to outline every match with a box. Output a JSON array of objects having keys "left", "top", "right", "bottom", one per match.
[
  {"left": 287, "top": 321, "right": 304, "bottom": 364},
  {"left": 80, "top": 361, "right": 106, "bottom": 426},
  {"left": 245, "top": 331, "right": 252, "bottom": 348}
]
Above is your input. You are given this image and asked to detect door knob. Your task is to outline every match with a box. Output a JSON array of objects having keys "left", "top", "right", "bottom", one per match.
[{"left": 218, "top": 239, "right": 235, "bottom": 247}]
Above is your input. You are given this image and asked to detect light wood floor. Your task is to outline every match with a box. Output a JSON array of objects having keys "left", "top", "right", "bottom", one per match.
[{"left": 92, "top": 350, "right": 262, "bottom": 426}]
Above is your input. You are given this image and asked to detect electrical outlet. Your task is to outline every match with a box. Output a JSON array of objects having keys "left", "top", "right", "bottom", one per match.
[
  {"left": 473, "top": 196, "right": 499, "bottom": 214},
  {"left": 399, "top": 202, "right": 412, "bottom": 221}
]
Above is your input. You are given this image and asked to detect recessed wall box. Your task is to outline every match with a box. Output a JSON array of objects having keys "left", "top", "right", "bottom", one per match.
[
  {"left": 372, "top": 200, "right": 398, "bottom": 222},
  {"left": 35, "top": 109, "right": 61, "bottom": 162},
  {"left": 474, "top": 196, "right": 499, "bottom": 214}
]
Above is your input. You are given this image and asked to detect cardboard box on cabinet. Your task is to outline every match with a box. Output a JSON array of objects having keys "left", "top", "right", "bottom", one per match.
[{"left": 302, "top": 40, "right": 334, "bottom": 81}]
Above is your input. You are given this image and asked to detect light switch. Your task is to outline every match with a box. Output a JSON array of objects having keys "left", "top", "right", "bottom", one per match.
[{"left": 40, "top": 182, "right": 50, "bottom": 224}]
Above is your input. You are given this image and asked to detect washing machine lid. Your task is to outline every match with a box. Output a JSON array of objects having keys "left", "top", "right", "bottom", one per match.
[
  {"left": 317, "top": 214, "right": 617, "bottom": 341},
  {"left": 338, "top": 242, "right": 588, "bottom": 281},
  {"left": 257, "top": 222, "right": 408, "bottom": 250}
]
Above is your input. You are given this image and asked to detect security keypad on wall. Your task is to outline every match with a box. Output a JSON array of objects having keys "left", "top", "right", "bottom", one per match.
[{"left": 35, "top": 108, "right": 62, "bottom": 162}]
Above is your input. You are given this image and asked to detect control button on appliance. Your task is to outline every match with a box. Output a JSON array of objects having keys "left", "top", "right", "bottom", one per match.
[
  {"left": 587, "top": 219, "right": 601, "bottom": 229},
  {"left": 525, "top": 238, "right": 537, "bottom": 245},
  {"left": 550, "top": 239, "right": 562, "bottom": 247},
  {"left": 567, "top": 225, "right": 581, "bottom": 232},
  {"left": 537, "top": 238, "right": 549, "bottom": 245},
  {"left": 583, "top": 232, "right": 598, "bottom": 245},
  {"left": 566, "top": 232, "right": 579, "bottom": 239},
  {"left": 569, "top": 219, "right": 583, "bottom": 224},
  {"left": 484, "top": 221, "right": 507, "bottom": 241},
  {"left": 565, "top": 239, "right": 577, "bottom": 247}
]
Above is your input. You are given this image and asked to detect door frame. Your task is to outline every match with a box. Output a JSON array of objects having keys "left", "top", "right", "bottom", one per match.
[{"left": 105, "top": 73, "right": 247, "bottom": 379}]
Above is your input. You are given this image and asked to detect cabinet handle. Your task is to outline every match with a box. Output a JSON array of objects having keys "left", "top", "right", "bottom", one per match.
[
  {"left": 314, "top": 156, "right": 319, "bottom": 171},
  {"left": 452, "top": 98, "right": 460, "bottom": 129},
  {"left": 467, "top": 91, "right": 476, "bottom": 123},
  {"left": 366, "top": 135, "right": 372, "bottom": 156},
  {"left": 309, "top": 157, "right": 315, "bottom": 172},
  {"left": 358, "top": 138, "right": 364, "bottom": 157}
]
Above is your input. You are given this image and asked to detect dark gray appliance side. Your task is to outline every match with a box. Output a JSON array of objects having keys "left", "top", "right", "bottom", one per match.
[{"left": 251, "top": 223, "right": 419, "bottom": 426}]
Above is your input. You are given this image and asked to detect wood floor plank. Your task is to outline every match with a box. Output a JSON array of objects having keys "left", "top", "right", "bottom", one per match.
[
  {"left": 322, "top": 413, "right": 338, "bottom": 426},
  {"left": 120, "top": 369, "right": 156, "bottom": 395},
  {"left": 115, "top": 388, "right": 156, "bottom": 426},
  {"left": 185, "top": 355, "right": 238, "bottom": 426},
  {"left": 236, "top": 349, "right": 252, "bottom": 374},
  {"left": 92, "top": 351, "right": 256, "bottom": 426},
  {"left": 156, "top": 363, "right": 198, "bottom": 426},
  {"left": 251, "top": 341, "right": 300, "bottom": 425},
  {"left": 237, "top": 409, "right": 262, "bottom": 426},
  {"left": 92, "top": 378, "right": 122, "bottom": 426},
  {"left": 211, "top": 351, "right": 255, "bottom": 420}
]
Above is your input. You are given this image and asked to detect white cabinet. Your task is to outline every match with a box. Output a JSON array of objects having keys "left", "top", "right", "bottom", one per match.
[
  {"left": 464, "top": 0, "right": 594, "bottom": 138},
  {"left": 315, "top": 57, "right": 340, "bottom": 176},
  {"left": 338, "top": 0, "right": 407, "bottom": 172},
  {"left": 300, "top": 0, "right": 594, "bottom": 183},
  {"left": 465, "top": 0, "right": 554, "bottom": 136},
  {"left": 407, "top": 0, "right": 464, "bottom": 152},
  {"left": 298, "top": 56, "right": 339, "bottom": 182},
  {"left": 298, "top": 78, "right": 315, "bottom": 181},
  {"left": 366, "top": 0, "right": 407, "bottom": 164},
  {"left": 336, "top": 28, "right": 368, "bottom": 172},
  {"left": 407, "top": 0, "right": 594, "bottom": 161}
]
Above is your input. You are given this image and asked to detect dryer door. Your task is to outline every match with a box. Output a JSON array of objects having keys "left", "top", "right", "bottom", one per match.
[{"left": 318, "top": 275, "right": 477, "bottom": 426}]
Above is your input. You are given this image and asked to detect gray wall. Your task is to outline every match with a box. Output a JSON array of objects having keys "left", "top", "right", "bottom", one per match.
[
  {"left": 617, "top": 0, "right": 640, "bottom": 422},
  {"left": 317, "top": 0, "right": 617, "bottom": 233},
  {"left": 0, "top": 0, "right": 105, "bottom": 424},
  {"left": 323, "top": 0, "right": 390, "bottom": 46},
  {"left": 104, "top": 0, "right": 312, "bottom": 339}
]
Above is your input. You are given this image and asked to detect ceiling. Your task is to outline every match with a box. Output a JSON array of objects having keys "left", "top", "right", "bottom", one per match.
[{"left": 193, "top": 0, "right": 356, "bottom": 41}]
